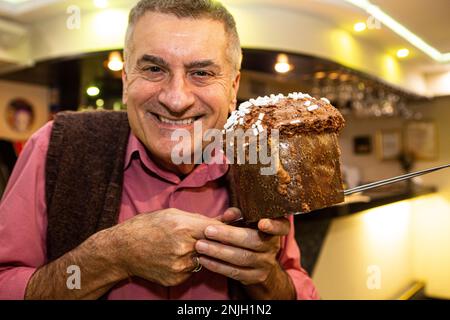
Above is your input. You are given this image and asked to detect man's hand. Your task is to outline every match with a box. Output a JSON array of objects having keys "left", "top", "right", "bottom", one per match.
[
  {"left": 25, "top": 208, "right": 239, "bottom": 299},
  {"left": 110, "top": 208, "right": 231, "bottom": 287},
  {"left": 195, "top": 208, "right": 296, "bottom": 299}
]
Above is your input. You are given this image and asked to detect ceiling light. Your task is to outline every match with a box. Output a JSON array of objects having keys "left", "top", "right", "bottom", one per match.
[
  {"left": 274, "top": 54, "right": 293, "bottom": 73},
  {"left": 397, "top": 48, "right": 410, "bottom": 58},
  {"left": 94, "top": 0, "right": 108, "bottom": 9},
  {"left": 87, "top": 86, "right": 100, "bottom": 97},
  {"left": 329, "top": 72, "right": 340, "bottom": 80},
  {"left": 343, "top": 0, "right": 450, "bottom": 63},
  {"left": 96, "top": 99, "right": 105, "bottom": 108},
  {"left": 314, "top": 71, "right": 327, "bottom": 79},
  {"left": 107, "top": 51, "right": 124, "bottom": 71},
  {"left": 113, "top": 102, "right": 123, "bottom": 111},
  {"left": 353, "top": 22, "right": 367, "bottom": 32}
]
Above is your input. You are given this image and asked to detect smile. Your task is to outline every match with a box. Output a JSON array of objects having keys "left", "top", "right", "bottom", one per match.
[
  {"left": 158, "top": 115, "right": 196, "bottom": 125},
  {"left": 145, "top": 111, "right": 202, "bottom": 127}
]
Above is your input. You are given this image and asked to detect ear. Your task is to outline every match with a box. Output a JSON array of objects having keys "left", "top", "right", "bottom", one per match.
[
  {"left": 229, "top": 72, "right": 241, "bottom": 113},
  {"left": 122, "top": 66, "right": 128, "bottom": 105}
]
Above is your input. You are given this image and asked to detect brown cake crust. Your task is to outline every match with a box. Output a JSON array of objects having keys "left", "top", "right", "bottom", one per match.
[{"left": 225, "top": 93, "right": 345, "bottom": 222}]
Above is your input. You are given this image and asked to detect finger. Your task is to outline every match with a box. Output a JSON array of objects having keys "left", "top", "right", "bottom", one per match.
[
  {"left": 203, "top": 224, "right": 271, "bottom": 252},
  {"left": 214, "top": 207, "right": 242, "bottom": 223},
  {"left": 182, "top": 213, "right": 224, "bottom": 240},
  {"left": 196, "top": 240, "right": 259, "bottom": 267},
  {"left": 177, "top": 253, "right": 202, "bottom": 274},
  {"left": 198, "top": 256, "right": 264, "bottom": 284},
  {"left": 257, "top": 217, "right": 291, "bottom": 236}
]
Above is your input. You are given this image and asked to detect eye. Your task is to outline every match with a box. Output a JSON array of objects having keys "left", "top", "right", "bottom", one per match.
[
  {"left": 140, "top": 65, "right": 166, "bottom": 81},
  {"left": 192, "top": 70, "right": 212, "bottom": 77},
  {"left": 146, "top": 66, "right": 162, "bottom": 73}
]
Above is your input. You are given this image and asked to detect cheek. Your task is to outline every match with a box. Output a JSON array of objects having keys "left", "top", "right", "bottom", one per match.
[
  {"left": 200, "top": 89, "right": 233, "bottom": 128},
  {"left": 126, "top": 80, "right": 158, "bottom": 132},
  {"left": 126, "top": 106, "right": 145, "bottom": 141},
  {"left": 127, "top": 77, "right": 160, "bottom": 104}
]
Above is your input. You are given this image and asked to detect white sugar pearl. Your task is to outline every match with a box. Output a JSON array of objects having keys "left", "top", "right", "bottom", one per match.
[{"left": 240, "top": 101, "right": 252, "bottom": 109}]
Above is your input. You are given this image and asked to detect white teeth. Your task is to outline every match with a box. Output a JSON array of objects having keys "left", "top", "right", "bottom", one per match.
[{"left": 158, "top": 115, "right": 195, "bottom": 125}]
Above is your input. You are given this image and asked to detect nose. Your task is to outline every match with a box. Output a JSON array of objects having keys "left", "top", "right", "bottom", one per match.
[{"left": 158, "top": 72, "right": 195, "bottom": 114}]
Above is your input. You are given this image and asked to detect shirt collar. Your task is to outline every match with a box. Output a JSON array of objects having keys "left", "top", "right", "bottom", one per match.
[{"left": 124, "top": 132, "right": 229, "bottom": 185}]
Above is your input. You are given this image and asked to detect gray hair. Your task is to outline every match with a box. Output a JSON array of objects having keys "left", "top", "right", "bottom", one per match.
[{"left": 124, "top": 0, "right": 242, "bottom": 74}]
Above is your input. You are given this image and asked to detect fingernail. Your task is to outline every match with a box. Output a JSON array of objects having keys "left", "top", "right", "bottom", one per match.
[
  {"left": 196, "top": 241, "right": 208, "bottom": 252},
  {"left": 205, "top": 226, "right": 218, "bottom": 237},
  {"left": 262, "top": 220, "right": 270, "bottom": 230},
  {"left": 231, "top": 208, "right": 242, "bottom": 218}
]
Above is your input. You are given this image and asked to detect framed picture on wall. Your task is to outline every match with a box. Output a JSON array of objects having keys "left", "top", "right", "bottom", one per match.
[
  {"left": 353, "top": 135, "right": 372, "bottom": 155},
  {"left": 5, "top": 98, "right": 35, "bottom": 133},
  {"left": 376, "top": 130, "right": 402, "bottom": 160},
  {"left": 404, "top": 121, "right": 438, "bottom": 160}
]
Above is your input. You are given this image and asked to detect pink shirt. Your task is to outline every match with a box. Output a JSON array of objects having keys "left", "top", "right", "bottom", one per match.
[{"left": 0, "top": 121, "right": 319, "bottom": 300}]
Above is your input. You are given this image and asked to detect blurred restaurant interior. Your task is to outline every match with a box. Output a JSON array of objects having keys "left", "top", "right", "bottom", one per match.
[{"left": 0, "top": 0, "right": 449, "bottom": 300}]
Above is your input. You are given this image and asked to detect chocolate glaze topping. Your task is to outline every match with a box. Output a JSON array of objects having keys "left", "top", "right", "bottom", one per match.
[
  {"left": 246, "top": 98, "right": 343, "bottom": 135},
  {"left": 225, "top": 93, "right": 345, "bottom": 137}
]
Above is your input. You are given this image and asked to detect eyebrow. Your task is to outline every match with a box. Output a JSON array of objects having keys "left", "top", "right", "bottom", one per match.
[
  {"left": 137, "top": 54, "right": 219, "bottom": 71},
  {"left": 185, "top": 60, "right": 219, "bottom": 70},
  {"left": 137, "top": 54, "right": 170, "bottom": 69}
]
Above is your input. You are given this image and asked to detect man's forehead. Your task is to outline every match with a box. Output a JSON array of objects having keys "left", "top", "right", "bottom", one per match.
[
  {"left": 134, "top": 11, "right": 227, "bottom": 38},
  {"left": 131, "top": 13, "right": 228, "bottom": 64}
]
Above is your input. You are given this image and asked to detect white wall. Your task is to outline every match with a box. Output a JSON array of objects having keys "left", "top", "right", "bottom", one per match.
[
  {"left": 411, "top": 194, "right": 450, "bottom": 299},
  {"left": 409, "top": 96, "right": 450, "bottom": 299},
  {"left": 313, "top": 201, "right": 414, "bottom": 300},
  {"left": 425, "top": 71, "right": 450, "bottom": 97},
  {"left": 0, "top": 18, "right": 32, "bottom": 72},
  {"left": 408, "top": 96, "right": 450, "bottom": 191},
  {"left": 338, "top": 115, "right": 405, "bottom": 183}
]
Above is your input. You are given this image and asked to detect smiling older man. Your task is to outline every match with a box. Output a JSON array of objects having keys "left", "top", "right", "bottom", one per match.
[{"left": 0, "top": 0, "right": 318, "bottom": 300}]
